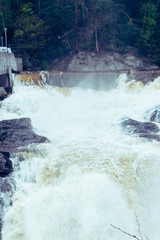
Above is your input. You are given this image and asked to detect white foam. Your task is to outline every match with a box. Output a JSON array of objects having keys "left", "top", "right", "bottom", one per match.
[{"left": 2, "top": 74, "right": 160, "bottom": 240}]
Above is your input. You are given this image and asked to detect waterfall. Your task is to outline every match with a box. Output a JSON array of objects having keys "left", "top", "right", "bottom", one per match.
[{"left": 1, "top": 73, "right": 160, "bottom": 240}]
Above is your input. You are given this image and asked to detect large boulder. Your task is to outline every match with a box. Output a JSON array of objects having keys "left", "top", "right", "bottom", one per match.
[
  {"left": 121, "top": 118, "right": 159, "bottom": 134},
  {"left": 0, "top": 117, "right": 48, "bottom": 153},
  {"left": 121, "top": 118, "right": 160, "bottom": 141}
]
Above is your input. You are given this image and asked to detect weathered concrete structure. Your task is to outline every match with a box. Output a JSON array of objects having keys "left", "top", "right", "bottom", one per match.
[
  {"left": 0, "top": 48, "right": 18, "bottom": 99},
  {"left": 0, "top": 47, "right": 22, "bottom": 75},
  {"left": 16, "top": 57, "right": 23, "bottom": 71},
  {"left": 0, "top": 48, "right": 18, "bottom": 75},
  {"left": 16, "top": 69, "right": 160, "bottom": 90}
]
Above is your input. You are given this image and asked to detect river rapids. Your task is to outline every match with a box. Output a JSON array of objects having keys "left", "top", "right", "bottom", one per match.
[{"left": 1, "top": 73, "right": 160, "bottom": 240}]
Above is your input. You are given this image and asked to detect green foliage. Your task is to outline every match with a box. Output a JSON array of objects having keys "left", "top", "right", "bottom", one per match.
[
  {"left": 14, "top": 3, "right": 45, "bottom": 45},
  {"left": 2, "top": 0, "right": 160, "bottom": 68},
  {"left": 138, "top": 1, "right": 158, "bottom": 55},
  {"left": 80, "top": 40, "right": 94, "bottom": 51}
]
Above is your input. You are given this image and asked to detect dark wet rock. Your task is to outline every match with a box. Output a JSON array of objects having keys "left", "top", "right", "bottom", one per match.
[
  {"left": 0, "top": 178, "right": 13, "bottom": 192},
  {"left": 0, "top": 153, "right": 13, "bottom": 177},
  {"left": 0, "top": 74, "right": 9, "bottom": 88},
  {"left": 139, "top": 133, "right": 160, "bottom": 141},
  {"left": 0, "top": 73, "right": 13, "bottom": 99},
  {"left": 0, "top": 198, "right": 4, "bottom": 206},
  {"left": 0, "top": 118, "right": 48, "bottom": 239},
  {"left": 0, "top": 87, "right": 7, "bottom": 101},
  {"left": 121, "top": 118, "right": 159, "bottom": 134},
  {"left": 0, "top": 219, "right": 2, "bottom": 240},
  {"left": 0, "top": 117, "right": 48, "bottom": 153},
  {"left": 150, "top": 110, "right": 160, "bottom": 122},
  {"left": 0, "top": 152, "right": 10, "bottom": 158},
  {"left": 144, "top": 106, "right": 160, "bottom": 123},
  {"left": 121, "top": 118, "right": 160, "bottom": 141},
  {"left": 0, "top": 177, "right": 15, "bottom": 240},
  {"left": 0, "top": 117, "right": 48, "bottom": 177},
  {"left": 0, "top": 177, "right": 15, "bottom": 201}
]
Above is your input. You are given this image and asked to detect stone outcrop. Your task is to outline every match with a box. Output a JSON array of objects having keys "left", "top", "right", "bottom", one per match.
[
  {"left": 51, "top": 51, "right": 159, "bottom": 72},
  {"left": 121, "top": 118, "right": 160, "bottom": 141},
  {"left": 0, "top": 117, "right": 48, "bottom": 155},
  {"left": 0, "top": 117, "right": 48, "bottom": 177}
]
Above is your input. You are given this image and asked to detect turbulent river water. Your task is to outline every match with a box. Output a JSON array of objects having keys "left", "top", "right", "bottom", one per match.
[{"left": 1, "top": 73, "right": 160, "bottom": 240}]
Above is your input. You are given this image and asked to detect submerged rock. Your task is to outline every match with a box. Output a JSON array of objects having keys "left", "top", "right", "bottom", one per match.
[
  {"left": 0, "top": 176, "right": 15, "bottom": 240},
  {"left": 150, "top": 110, "right": 160, "bottom": 122},
  {"left": 144, "top": 106, "right": 160, "bottom": 123},
  {"left": 121, "top": 118, "right": 160, "bottom": 141}
]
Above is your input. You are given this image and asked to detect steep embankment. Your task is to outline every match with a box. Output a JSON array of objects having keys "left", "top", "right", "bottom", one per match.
[{"left": 51, "top": 51, "right": 159, "bottom": 72}]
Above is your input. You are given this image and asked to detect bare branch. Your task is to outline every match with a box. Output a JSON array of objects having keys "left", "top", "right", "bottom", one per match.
[
  {"left": 145, "top": 235, "right": 150, "bottom": 240},
  {"left": 58, "top": 29, "right": 74, "bottom": 39},
  {"left": 0, "top": 11, "right": 5, "bottom": 29},
  {"left": 111, "top": 224, "right": 141, "bottom": 240},
  {"left": 136, "top": 216, "right": 143, "bottom": 240},
  {"left": 120, "top": 9, "right": 133, "bottom": 25}
]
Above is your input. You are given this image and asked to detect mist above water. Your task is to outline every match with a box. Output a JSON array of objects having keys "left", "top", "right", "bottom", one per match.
[{"left": 1, "top": 73, "right": 160, "bottom": 240}]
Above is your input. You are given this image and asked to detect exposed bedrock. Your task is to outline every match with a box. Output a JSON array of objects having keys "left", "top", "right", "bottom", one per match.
[
  {"left": 0, "top": 117, "right": 48, "bottom": 154},
  {"left": 52, "top": 51, "right": 159, "bottom": 72},
  {"left": 121, "top": 118, "right": 160, "bottom": 141}
]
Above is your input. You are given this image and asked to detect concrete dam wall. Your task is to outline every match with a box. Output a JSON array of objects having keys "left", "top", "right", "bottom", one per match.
[{"left": 15, "top": 70, "right": 160, "bottom": 89}]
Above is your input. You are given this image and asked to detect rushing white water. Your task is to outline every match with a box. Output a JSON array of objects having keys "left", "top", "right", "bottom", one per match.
[{"left": 1, "top": 73, "right": 160, "bottom": 240}]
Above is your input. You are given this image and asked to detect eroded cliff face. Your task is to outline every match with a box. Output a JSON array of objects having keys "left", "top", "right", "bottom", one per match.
[{"left": 51, "top": 51, "right": 159, "bottom": 72}]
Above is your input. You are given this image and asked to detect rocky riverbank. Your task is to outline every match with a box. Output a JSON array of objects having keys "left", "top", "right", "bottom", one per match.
[
  {"left": 51, "top": 51, "right": 159, "bottom": 72},
  {"left": 0, "top": 51, "right": 160, "bottom": 239},
  {"left": 0, "top": 117, "right": 48, "bottom": 240}
]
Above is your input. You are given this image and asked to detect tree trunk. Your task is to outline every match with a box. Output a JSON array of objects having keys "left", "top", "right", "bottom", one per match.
[
  {"left": 95, "top": 28, "right": 99, "bottom": 53},
  {"left": 75, "top": 0, "right": 78, "bottom": 52},
  {"left": 38, "top": 0, "right": 41, "bottom": 15}
]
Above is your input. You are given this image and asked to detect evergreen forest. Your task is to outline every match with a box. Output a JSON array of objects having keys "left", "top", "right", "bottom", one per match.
[{"left": 0, "top": 0, "right": 160, "bottom": 69}]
